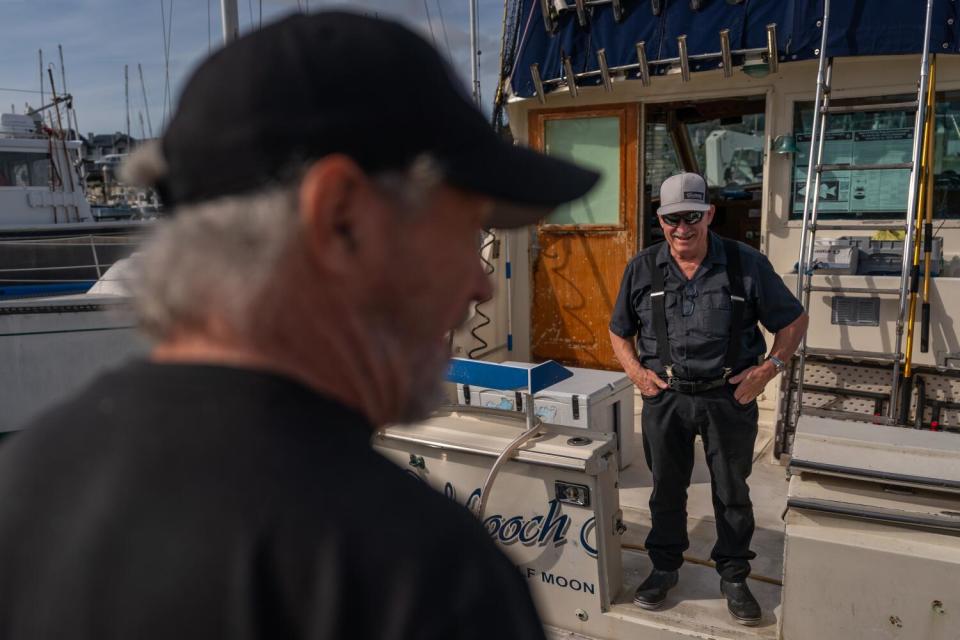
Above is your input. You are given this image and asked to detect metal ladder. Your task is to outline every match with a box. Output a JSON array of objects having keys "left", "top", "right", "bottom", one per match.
[{"left": 792, "top": 0, "right": 936, "bottom": 426}]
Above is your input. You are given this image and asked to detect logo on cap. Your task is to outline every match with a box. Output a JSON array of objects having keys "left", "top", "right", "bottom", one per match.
[{"left": 683, "top": 191, "right": 704, "bottom": 201}]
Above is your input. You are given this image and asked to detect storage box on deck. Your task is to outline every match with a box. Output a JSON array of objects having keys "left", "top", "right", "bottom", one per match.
[
  {"left": 456, "top": 362, "right": 635, "bottom": 468},
  {"left": 839, "top": 236, "right": 944, "bottom": 276},
  {"left": 811, "top": 241, "right": 859, "bottom": 274}
]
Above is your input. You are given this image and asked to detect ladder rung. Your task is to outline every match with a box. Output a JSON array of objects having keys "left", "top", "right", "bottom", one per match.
[
  {"left": 818, "top": 163, "right": 913, "bottom": 172},
  {"left": 821, "top": 101, "right": 918, "bottom": 115},
  {"left": 813, "top": 223, "right": 906, "bottom": 231},
  {"left": 802, "top": 347, "right": 899, "bottom": 361},
  {"left": 800, "top": 407, "right": 897, "bottom": 426},
  {"left": 806, "top": 286, "right": 901, "bottom": 295}
]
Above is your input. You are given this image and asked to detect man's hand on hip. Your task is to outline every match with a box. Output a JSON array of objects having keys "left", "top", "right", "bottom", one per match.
[
  {"left": 727, "top": 361, "right": 778, "bottom": 404},
  {"left": 632, "top": 367, "right": 670, "bottom": 398}
]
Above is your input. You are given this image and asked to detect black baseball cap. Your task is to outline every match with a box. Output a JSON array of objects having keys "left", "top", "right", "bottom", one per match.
[{"left": 154, "top": 11, "right": 599, "bottom": 228}]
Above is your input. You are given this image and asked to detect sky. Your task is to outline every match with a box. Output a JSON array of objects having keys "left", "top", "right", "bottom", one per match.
[{"left": 0, "top": 0, "right": 506, "bottom": 137}]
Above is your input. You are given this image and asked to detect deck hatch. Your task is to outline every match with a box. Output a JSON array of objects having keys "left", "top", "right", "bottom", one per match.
[{"left": 831, "top": 296, "right": 880, "bottom": 327}]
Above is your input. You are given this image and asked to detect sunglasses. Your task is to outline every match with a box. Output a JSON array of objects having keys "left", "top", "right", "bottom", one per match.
[{"left": 660, "top": 211, "right": 705, "bottom": 227}]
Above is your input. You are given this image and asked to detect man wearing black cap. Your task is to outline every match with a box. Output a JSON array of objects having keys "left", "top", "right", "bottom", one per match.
[
  {"left": 0, "top": 13, "right": 597, "bottom": 639},
  {"left": 609, "top": 173, "right": 807, "bottom": 625}
]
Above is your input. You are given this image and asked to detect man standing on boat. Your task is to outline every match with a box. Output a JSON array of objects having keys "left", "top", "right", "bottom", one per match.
[
  {"left": 608, "top": 173, "right": 808, "bottom": 625},
  {"left": 0, "top": 13, "right": 599, "bottom": 640}
]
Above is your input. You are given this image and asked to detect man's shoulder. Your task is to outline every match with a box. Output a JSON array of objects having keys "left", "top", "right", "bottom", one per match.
[
  {"left": 625, "top": 243, "right": 662, "bottom": 271},
  {"left": 722, "top": 237, "right": 766, "bottom": 266}
]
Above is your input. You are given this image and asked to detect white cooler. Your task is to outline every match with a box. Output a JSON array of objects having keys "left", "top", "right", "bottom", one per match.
[{"left": 457, "top": 361, "right": 635, "bottom": 468}]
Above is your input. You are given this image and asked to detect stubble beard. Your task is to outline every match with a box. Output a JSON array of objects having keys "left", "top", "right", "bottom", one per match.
[{"left": 395, "top": 339, "right": 450, "bottom": 424}]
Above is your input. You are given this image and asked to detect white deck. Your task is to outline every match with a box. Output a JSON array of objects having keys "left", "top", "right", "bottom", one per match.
[{"left": 551, "top": 399, "right": 788, "bottom": 639}]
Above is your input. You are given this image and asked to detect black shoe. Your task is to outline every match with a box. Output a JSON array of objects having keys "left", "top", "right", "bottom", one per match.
[
  {"left": 720, "top": 579, "right": 761, "bottom": 626},
  {"left": 633, "top": 569, "right": 678, "bottom": 610}
]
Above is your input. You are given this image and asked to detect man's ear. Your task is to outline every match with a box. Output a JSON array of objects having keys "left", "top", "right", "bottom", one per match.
[
  {"left": 298, "top": 155, "right": 370, "bottom": 273},
  {"left": 706, "top": 204, "right": 716, "bottom": 225}
]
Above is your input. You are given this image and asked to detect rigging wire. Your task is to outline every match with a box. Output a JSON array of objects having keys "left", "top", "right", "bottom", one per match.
[
  {"left": 422, "top": 0, "right": 438, "bottom": 48},
  {"left": 207, "top": 0, "right": 212, "bottom": 53},
  {"left": 248, "top": 0, "right": 254, "bottom": 27},
  {"left": 160, "top": 0, "right": 175, "bottom": 126},
  {"left": 0, "top": 87, "right": 43, "bottom": 94},
  {"left": 434, "top": 0, "right": 453, "bottom": 62}
]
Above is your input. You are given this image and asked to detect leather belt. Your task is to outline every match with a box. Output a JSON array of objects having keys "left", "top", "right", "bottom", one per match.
[{"left": 665, "top": 376, "right": 727, "bottom": 394}]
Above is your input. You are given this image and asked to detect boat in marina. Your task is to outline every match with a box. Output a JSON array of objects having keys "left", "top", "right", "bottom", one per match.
[
  {"left": 0, "top": 112, "right": 146, "bottom": 299},
  {"left": 1, "top": 1, "right": 959, "bottom": 638},
  {"left": 384, "top": 1, "right": 960, "bottom": 638}
]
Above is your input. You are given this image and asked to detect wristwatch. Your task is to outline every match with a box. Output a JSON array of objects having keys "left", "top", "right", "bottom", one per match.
[{"left": 765, "top": 354, "right": 786, "bottom": 374}]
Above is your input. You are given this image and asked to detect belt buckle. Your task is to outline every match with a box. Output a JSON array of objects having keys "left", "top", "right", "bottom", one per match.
[{"left": 668, "top": 377, "right": 680, "bottom": 390}]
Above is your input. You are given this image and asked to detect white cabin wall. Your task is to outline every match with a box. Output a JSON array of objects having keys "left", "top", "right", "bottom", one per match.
[
  {"left": 450, "top": 226, "right": 532, "bottom": 363},
  {"left": 494, "top": 54, "right": 960, "bottom": 367}
]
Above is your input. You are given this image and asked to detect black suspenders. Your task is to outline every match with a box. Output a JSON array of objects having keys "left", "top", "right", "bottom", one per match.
[
  {"left": 647, "top": 250, "right": 675, "bottom": 379},
  {"left": 647, "top": 239, "right": 746, "bottom": 381},
  {"left": 722, "top": 239, "right": 746, "bottom": 378}
]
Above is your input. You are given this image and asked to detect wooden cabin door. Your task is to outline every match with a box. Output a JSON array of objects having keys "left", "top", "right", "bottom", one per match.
[{"left": 529, "top": 105, "right": 639, "bottom": 370}]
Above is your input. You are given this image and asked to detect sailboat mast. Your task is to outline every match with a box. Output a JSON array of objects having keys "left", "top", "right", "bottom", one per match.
[
  {"left": 125, "top": 64, "right": 131, "bottom": 148},
  {"left": 469, "top": 0, "right": 480, "bottom": 106},
  {"left": 39, "top": 49, "right": 45, "bottom": 122},
  {"left": 221, "top": 0, "right": 240, "bottom": 44}
]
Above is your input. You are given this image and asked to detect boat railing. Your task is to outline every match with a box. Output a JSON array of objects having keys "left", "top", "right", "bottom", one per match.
[{"left": 0, "top": 232, "right": 146, "bottom": 292}]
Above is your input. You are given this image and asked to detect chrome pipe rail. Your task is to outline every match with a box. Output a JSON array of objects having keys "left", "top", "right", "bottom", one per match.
[{"left": 529, "top": 26, "right": 777, "bottom": 102}]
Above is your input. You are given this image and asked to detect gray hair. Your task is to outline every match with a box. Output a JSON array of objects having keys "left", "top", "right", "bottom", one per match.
[{"left": 130, "top": 154, "right": 443, "bottom": 341}]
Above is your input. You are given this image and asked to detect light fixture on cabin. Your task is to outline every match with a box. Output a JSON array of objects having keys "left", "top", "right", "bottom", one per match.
[
  {"left": 773, "top": 134, "right": 797, "bottom": 155},
  {"left": 742, "top": 53, "right": 770, "bottom": 78}
]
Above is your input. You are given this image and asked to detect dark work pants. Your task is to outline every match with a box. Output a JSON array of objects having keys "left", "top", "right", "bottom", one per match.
[{"left": 640, "top": 385, "right": 758, "bottom": 582}]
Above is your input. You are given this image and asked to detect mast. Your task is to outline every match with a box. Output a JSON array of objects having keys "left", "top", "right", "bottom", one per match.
[
  {"left": 125, "top": 64, "right": 131, "bottom": 150},
  {"left": 37, "top": 49, "right": 47, "bottom": 118},
  {"left": 469, "top": 0, "right": 481, "bottom": 106},
  {"left": 138, "top": 63, "right": 154, "bottom": 138},
  {"left": 58, "top": 45, "right": 75, "bottom": 140},
  {"left": 221, "top": 0, "right": 240, "bottom": 44}
]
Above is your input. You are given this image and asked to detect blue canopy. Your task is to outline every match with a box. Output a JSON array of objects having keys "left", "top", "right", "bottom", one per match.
[{"left": 510, "top": 0, "right": 960, "bottom": 99}]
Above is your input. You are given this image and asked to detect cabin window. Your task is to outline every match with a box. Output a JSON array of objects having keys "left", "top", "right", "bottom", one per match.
[
  {"left": 0, "top": 152, "right": 52, "bottom": 188},
  {"left": 543, "top": 116, "right": 621, "bottom": 226},
  {"left": 645, "top": 122, "right": 682, "bottom": 199},
  {"left": 790, "top": 92, "right": 960, "bottom": 219},
  {"left": 686, "top": 115, "right": 765, "bottom": 189}
]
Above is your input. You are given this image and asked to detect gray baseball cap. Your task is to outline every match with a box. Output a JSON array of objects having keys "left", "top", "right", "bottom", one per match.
[{"left": 657, "top": 173, "right": 711, "bottom": 216}]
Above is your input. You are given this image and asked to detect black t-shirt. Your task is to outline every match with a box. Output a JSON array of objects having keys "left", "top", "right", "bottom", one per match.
[{"left": 0, "top": 361, "right": 546, "bottom": 640}]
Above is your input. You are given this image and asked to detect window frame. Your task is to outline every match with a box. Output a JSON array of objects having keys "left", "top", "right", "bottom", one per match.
[{"left": 529, "top": 105, "right": 632, "bottom": 233}]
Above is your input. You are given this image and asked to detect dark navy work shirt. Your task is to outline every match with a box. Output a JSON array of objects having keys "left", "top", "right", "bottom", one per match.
[{"left": 609, "top": 233, "right": 803, "bottom": 380}]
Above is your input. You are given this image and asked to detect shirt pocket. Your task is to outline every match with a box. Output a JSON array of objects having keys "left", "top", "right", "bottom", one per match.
[{"left": 699, "top": 292, "right": 731, "bottom": 339}]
